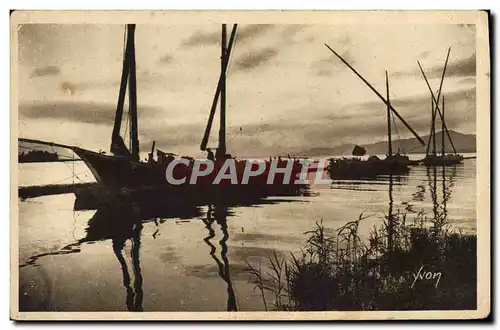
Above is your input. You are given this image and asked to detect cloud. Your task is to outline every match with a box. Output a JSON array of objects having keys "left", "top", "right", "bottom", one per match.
[
  {"left": 182, "top": 30, "right": 220, "bottom": 47},
  {"left": 426, "top": 54, "right": 476, "bottom": 78},
  {"left": 459, "top": 76, "right": 476, "bottom": 85},
  {"left": 234, "top": 48, "right": 278, "bottom": 71},
  {"left": 60, "top": 81, "right": 77, "bottom": 96},
  {"left": 311, "top": 49, "right": 355, "bottom": 77},
  {"left": 30, "top": 65, "right": 60, "bottom": 78},
  {"left": 158, "top": 53, "right": 173, "bottom": 65},
  {"left": 393, "top": 54, "right": 476, "bottom": 79},
  {"left": 235, "top": 24, "right": 274, "bottom": 43},
  {"left": 19, "top": 101, "right": 163, "bottom": 126},
  {"left": 280, "top": 24, "right": 307, "bottom": 40},
  {"left": 182, "top": 24, "right": 274, "bottom": 48}
]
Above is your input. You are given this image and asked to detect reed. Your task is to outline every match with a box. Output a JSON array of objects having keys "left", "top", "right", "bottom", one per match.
[{"left": 245, "top": 209, "right": 476, "bottom": 311}]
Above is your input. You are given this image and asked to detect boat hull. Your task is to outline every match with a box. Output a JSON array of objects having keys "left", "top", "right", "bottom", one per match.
[
  {"left": 73, "top": 147, "right": 305, "bottom": 189},
  {"left": 422, "top": 154, "right": 464, "bottom": 166},
  {"left": 73, "top": 147, "right": 166, "bottom": 188},
  {"left": 327, "top": 157, "right": 410, "bottom": 180}
]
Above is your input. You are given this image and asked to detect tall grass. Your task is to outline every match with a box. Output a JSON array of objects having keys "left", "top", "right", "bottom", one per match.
[{"left": 245, "top": 210, "right": 476, "bottom": 311}]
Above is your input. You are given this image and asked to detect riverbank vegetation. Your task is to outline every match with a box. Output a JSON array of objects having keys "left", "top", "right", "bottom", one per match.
[{"left": 245, "top": 210, "right": 477, "bottom": 311}]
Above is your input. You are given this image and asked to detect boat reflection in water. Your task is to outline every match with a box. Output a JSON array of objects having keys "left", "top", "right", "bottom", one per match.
[
  {"left": 201, "top": 204, "right": 237, "bottom": 311},
  {"left": 20, "top": 179, "right": 311, "bottom": 311},
  {"left": 425, "top": 165, "right": 457, "bottom": 221}
]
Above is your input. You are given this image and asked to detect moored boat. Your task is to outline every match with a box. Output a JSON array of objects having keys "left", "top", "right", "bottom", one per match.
[
  {"left": 322, "top": 48, "right": 423, "bottom": 179},
  {"left": 417, "top": 48, "right": 464, "bottom": 167}
]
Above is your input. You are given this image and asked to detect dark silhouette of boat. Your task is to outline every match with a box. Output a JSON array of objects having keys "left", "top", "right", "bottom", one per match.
[
  {"left": 417, "top": 48, "right": 464, "bottom": 167},
  {"left": 18, "top": 150, "right": 59, "bottom": 163},
  {"left": 324, "top": 46, "right": 424, "bottom": 179},
  {"left": 20, "top": 24, "right": 303, "bottom": 190}
]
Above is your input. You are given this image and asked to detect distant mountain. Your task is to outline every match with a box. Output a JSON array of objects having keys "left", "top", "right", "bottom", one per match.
[{"left": 296, "top": 130, "right": 476, "bottom": 157}]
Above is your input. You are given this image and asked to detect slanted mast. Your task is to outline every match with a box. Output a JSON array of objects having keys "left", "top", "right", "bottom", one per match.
[
  {"left": 200, "top": 24, "right": 238, "bottom": 156},
  {"left": 324, "top": 43, "right": 425, "bottom": 146}
]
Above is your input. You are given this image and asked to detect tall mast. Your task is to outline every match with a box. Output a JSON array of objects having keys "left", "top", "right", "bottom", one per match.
[
  {"left": 386, "top": 71, "right": 392, "bottom": 157},
  {"left": 324, "top": 44, "right": 425, "bottom": 146},
  {"left": 425, "top": 96, "right": 434, "bottom": 156},
  {"left": 441, "top": 96, "right": 445, "bottom": 156},
  {"left": 417, "top": 48, "right": 457, "bottom": 154},
  {"left": 200, "top": 25, "right": 238, "bottom": 152},
  {"left": 217, "top": 24, "right": 227, "bottom": 158},
  {"left": 128, "top": 24, "right": 139, "bottom": 161},
  {"left": 432, "top": 96, "right": 436, "bottom": 155},
  {"left": 110, "top": 25, "right": 132, "bottom": 156}
]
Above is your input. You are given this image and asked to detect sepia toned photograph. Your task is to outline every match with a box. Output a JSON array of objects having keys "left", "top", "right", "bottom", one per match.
[{"left": 11, "top": 10, "right": 490, "bottom": 320}]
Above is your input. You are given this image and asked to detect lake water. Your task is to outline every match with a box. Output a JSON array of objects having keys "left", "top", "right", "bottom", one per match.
[{"left": 17, "top": 154, "right": 476, "bottom": 311}]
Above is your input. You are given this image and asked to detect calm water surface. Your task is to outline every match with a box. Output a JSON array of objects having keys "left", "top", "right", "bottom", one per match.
[{"left": 18, "top": 154, "right": 476, "bottom": 311}]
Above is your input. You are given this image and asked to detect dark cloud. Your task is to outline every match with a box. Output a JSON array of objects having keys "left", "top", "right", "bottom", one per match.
[
  {"left": 182, "top": 30, "right": 220, "bottom": 47},
  {"left": 236, "top": 24, "right": 274, "bottom": 43},
  {"left": 60, "top": 81, "right": 77, "bottom": 95},
  {"left": 311, "top": 49, "right": 355, "bottom": 77},
  {"left": 312, "top": 35, "right": 355, "bottom": 76},
  {"left": 140, "top": 85, "right": 475, "bottom": 157},
  {"left": 158, "top": 53, "right": 173, "bottom": 65},
  {"left": 30, "top": 65, "right": 60, "bottom": 78},
  {"left": 393, "top": 54, "right": 476, "bottom": 79},
  {"left": 234, "top": 48, "right": 278, "bottom": 71},
  {"left": 19, "top": 101, "right": 163, "bottom": 126},
  {"left": 182, "top": 24, "right": 274, "bottom": 48},
  {"left": 419, "top": 50, "right": 431, "bottom": 59},
  {"left": 427, "top": 54, "right": 476, "bottom": 78}
]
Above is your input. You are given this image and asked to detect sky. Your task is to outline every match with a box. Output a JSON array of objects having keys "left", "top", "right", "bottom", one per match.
[{"left": 17, "top": 23, "right": 476, "bottom": 157}]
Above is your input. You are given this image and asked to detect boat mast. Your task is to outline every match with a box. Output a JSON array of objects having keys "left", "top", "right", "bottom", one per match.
[
  {"left": 128, "top": 24, "right": 140, "bottom": 161},
  {"left": 441, "top": 96, "right": 445, "bottom": 156},
  {"left": 324, "top": 43, "right": 425, "bottom": 146},
  {"left": 110, "top": 24, "right": 139, "bottom": 160},
  {"left": 200, "top": 25, "right": 238, "bottom": 152},
  {"left": 386, "top": 71, "right": 392, "bottom": 157},
  {"left": 417, "top": 48, "right": 457, "bottom": 154},
  {"left": 111, "top": 25, "right": 132, "bottom": 156},
  {"left": 426, "top": 96, "right": 433, "bottom": 156},
  {"left": 432, "top": 97, "right": 436, "bottom": 155},
  {"left": 217, "top": 24, "right": 227, "bottom": 158}
]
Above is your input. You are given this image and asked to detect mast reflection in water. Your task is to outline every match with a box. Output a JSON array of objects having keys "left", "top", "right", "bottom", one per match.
[{"left": 201, "top": 204, "right": 237, "bottom": 312}]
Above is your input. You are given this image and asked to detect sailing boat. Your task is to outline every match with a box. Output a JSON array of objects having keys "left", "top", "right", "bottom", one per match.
[
  {"left": 324, "top": 45, "right": 424, "bottom": 179},
  {"left": 20, "top": 24, "right": 303, "bottom": 189},
  {"left": 422, "top": 95, "right": 464, "bottom": 166},
  {"left": 417, "top": 48, "right": 464, "bottom": 166},
  {"left": 20, "top": 25, "right": 192, "bottom": 189},
  {"left": 196, "top": 23, "right": 303, "bottom": 186},
  {"left": 379, "top": 71, "right": 414, "bottom": 170}
]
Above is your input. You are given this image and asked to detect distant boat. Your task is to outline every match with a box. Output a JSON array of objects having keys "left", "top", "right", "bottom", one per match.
[
  {"left": 323, "top": 45, "right": 425, "bottom": 179},
  {"left": 422, "top": 96, "right": 464, "bottom": 166},
  {"left": 18, "top": 150, "right": 58, "bottom": 163},
  {"left": 417, "top": 48, "right": 464, "bottom": 167}
]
